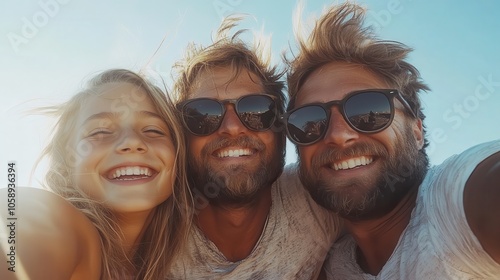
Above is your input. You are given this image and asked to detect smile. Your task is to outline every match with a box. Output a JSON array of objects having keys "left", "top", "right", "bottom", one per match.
[
  {"left": 331, "top": 156, "right": 373, "bottom": 171},
  {"left": 216, "top": 148, "right": 253, "bottom": 158},
  {"left": 108, "top": 166, "right": 155, "bottom": 180}
]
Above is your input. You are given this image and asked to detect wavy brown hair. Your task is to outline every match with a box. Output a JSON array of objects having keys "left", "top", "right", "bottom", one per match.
[{"left": 286, "top": 2, "right": 430, "bottom": 150}]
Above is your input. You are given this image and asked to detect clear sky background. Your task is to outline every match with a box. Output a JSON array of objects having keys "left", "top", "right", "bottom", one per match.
[{"left": 1, "top": 0, "right": 499, "bottom": 188}]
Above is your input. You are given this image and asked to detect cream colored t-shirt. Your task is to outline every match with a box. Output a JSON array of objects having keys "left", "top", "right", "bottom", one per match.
[
  {"left": 324, "top": 140, "right": 500, "bottom": 280},
  {"left": 169, "top": 164, "right": 340, "bottom": 280}
]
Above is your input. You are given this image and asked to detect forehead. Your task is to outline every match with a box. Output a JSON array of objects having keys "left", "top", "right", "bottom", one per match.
[
  {"left": 189, "top": 66, "right": 264, "bottom": 100},
  {"left": 78, "top": 82, "right": 158, "bottom": 121},
  {"left": 295, "top": 62, "right": 390, "bottom": 106}
]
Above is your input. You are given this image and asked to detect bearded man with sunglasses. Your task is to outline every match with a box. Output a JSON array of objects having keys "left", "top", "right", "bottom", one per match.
[
  {"left": 168, "top": 17, "right": 340, "bottom": 279},
  {"left": 282, "top": 3, "right": 500, "bottom": 279}
]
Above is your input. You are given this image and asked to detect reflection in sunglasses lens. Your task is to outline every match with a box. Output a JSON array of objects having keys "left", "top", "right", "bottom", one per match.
[
  {"left": 182, "top": 95, "right": 276, "bottom": 136},
  {"left": 183, "top": 100, "right": 222, "bottom": 135},
  {"left": 287, "top": 106, "right": 327, "bottom": 144},
  {"left": 238, "top": 95, "right": 276, "bottom": 130},
  {"left": 286, "top": 91, "right": 394, "bottom": 145},
  {"left": 345, "top": 92, "right": 391, "bottom": 132}
]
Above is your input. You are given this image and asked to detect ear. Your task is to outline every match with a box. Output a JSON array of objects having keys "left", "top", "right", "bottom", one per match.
[{"left": 413, "top": 118, "right": 424, "bottom": 150}]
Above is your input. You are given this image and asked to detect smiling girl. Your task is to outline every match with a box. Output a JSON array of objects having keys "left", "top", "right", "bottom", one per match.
[{"left": 1, "top": 69, "right": 192, "bottom": 279}]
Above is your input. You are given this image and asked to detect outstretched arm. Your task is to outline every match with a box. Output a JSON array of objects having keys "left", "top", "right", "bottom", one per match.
[
  {"left": 464, "top": 151, "right": 500, "bottom": 264},
  {"left": 0, "top": 187, "right": 101, "bottom": 280}
]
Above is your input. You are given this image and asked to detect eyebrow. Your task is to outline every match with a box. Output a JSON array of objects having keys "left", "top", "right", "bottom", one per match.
[
  {"left": 137, "top": 110, "right": 163, "bottom": 120},
  {"left": 81, "top": 111, "right": 164, "bottom": 126}
]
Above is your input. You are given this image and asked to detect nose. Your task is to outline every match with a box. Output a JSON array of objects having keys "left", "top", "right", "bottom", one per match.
[
  {"left": 323, "top": 107, "right": 359, "bottom": 147},
  {"left": 116, "top": 129, "right": 148, "bottom": 153},
  {"left": 217, "top": 104, "right": 247, "bottom": 136}
]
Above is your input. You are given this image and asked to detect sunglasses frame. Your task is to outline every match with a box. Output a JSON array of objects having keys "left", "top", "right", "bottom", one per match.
[
  {"left": 280, "top": 89, "right": 416, "bottom": 146},
  {"left": 178, "top": 93, "right": 279, "bottom": 136}
]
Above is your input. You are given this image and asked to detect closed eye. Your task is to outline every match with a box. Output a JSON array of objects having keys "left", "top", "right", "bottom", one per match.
[
  {"left": 143, "top": 127, "right": 167, "bottom": 137},
  {"left": 88, "top": 129, "right": 113, "bottom": 138}
]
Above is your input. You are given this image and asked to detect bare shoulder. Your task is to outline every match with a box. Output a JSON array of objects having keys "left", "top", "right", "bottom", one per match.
[
  {"left": 0, "top": 187, "right": 101, "bottom": 280},
  {"left": 463, "top": 151, "right": 500, "bottom": 264}
]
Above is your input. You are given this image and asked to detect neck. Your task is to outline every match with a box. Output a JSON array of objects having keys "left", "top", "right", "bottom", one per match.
[
  {"left": 196, "top": 186, "right": 272, "bottom": 262},
  {"left": 344, "top": 184, "right": 419, "bottom": 275},
  {"left": 115, "top": 210, "right": 154, "bottom": 257}
]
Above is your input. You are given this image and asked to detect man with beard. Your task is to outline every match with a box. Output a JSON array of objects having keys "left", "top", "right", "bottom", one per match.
[
  {"left": 282, "top": 3, "right": 500, "bottom": 279},
  {"left": 168, "top": 16, "right": 340, "bottom": 279}
]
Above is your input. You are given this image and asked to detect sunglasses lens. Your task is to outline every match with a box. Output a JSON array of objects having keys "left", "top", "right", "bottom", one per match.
[
  {"left": 286, "top": 105, "right": 327, "bottom": 144},
  {"left": 182, "top": 99, "right": 223, "bottom": 135},
  {"left": 345, "top": 92, "right": 392, "bottom": 132},
  {"left": 237, "top": 95, "right": 276, "bottom": 131}
]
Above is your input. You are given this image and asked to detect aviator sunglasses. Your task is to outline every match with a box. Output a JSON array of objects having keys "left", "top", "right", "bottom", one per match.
[
  {"left": 280, "top": 89, "right": 416, "bottom": 145},
  {"left": 178, "top": 93, "right": 278, "bottom": 136}
]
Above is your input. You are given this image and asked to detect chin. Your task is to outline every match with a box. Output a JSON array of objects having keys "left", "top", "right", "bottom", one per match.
[{"left": 108, "top": 202, "right": 157, "bottom": 214}]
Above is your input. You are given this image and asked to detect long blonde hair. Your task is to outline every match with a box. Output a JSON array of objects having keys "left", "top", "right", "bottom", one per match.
[{"left": 38, "top": 69, "right": 192, "bottom": 279}]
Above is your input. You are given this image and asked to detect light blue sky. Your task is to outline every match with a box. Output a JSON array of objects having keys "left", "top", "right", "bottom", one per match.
[{"left": 1, "top": 0, "right": 499, "bottom": 188}]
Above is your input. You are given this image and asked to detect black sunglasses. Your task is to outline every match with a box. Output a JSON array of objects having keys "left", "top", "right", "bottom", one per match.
[
  {"left": 280, "top": 89, "right": 416, "bottom": 146},
  {"left": 178, "top": 93, "right": 278, "bottom": 136}
]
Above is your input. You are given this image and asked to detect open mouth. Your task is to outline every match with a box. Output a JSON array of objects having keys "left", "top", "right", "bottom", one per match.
[
  {"left": 330, "top": 156, "right": 374, "bottom": 171},
  {"left": 215, "top": 148, "right": 255, "bottom": 158},
  {"left": 107, "top": 166, "right": 156, "bottom": 181}
]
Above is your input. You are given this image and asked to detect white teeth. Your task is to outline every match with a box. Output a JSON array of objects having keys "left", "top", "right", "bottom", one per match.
[
  {"left": 342, "top": 161, "right": 348, "bottom": 169},
  {"left": 332, "top": 156, "right": 373, "bottom": 171},
  {"left": 217, "top": 148, "right": 253, "bottom": 158},
  {"left": 110, "top": 166, "right": 153, "bottom": 179}
]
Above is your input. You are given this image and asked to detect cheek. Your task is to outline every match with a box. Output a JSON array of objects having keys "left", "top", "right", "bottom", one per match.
[
  {"left": 156, "top": 173, "right": 175, "bottom": 202},
  {"left": 72, "top": 164, "right": 104, "bottom": 200},
  {"left": 298, "top": 146, "right": 315, "bottom": 169},
  {"left": 159, "top": 142, "right": 176, "bottom": 171},
  {"left": 70, "top": 141, "right": 106, "bottom": 196},
  {"left": 156, "top": 140, "right": 176, "bottom": 175},
  {"left": 187, "top": 136, "right": 207, "bottom": 156},
  {"left": 379, "top": 116, "right": 411, "bottom": 152},
  {"left": 156, "top": 144, "right": 177, "bottom": 202},
  {"left": 72, "top": 139, "right": 105, "bottom": 169},
  {"left": 260, "top": 131, "right": 277, "bottom": 149}
]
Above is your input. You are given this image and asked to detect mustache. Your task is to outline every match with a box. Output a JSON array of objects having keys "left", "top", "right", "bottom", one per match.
[
  {"left": 201, "top": 136, "right": 266, "bottom": 155},
  {"left": 311, "top": 142, "right": 389, "bottom": 167}
]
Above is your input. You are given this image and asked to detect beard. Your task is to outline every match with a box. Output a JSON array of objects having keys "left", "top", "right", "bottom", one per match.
[
  {"left": 299, "top": 125, "right": 429, "bottom": 221},
  {"left": 188, "top": 135, "right": 284, "bottom": 207}
]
